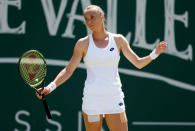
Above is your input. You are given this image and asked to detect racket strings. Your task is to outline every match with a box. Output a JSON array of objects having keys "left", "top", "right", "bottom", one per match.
[{"left": 19, "top": 51, "right": 46, "bottom": 87}]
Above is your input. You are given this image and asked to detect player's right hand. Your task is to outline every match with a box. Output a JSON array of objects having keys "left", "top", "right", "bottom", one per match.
[{"left": 35, "top": 88, "right": 50, "bottom": 99}]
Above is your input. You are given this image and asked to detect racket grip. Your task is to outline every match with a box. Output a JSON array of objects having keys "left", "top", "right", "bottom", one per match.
[{"left": 42, "top": 96, "right": 52, "bottom": 119}]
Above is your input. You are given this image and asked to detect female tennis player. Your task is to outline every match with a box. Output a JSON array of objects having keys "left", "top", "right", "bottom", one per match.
[{"left": 36, "top": 5, "right": 167, "bottom": 131}]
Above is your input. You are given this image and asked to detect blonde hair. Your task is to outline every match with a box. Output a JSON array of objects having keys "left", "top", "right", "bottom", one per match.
[{"left": 84, "top": 5, "right": 104, "bottom": 15}]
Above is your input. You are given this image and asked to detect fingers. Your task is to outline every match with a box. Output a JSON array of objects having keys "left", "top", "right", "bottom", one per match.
[
  {"left": 36, "top": 90, "right": 42, "bottom": 99},
  {"left": 35, "top": 88, "right": 50, "bottom": 99},
  {"left": 160, "top": 41, "right": 167, "bottom": 45},
  {"left": 156, "top": 41, "right": 167, "bottom": 54},
  {"left": 160, "top": 41, "right": 167, "bottom": 48},
  {"left": 43, "top": 88, "right": 50, "bottom": 95}
]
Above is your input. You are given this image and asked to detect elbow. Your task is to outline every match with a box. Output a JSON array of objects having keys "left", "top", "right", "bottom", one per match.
[
  {"left": 136, "top": 65, "right": 144, "bottom": 69},
  {"left": 134, "top": 60, "right": 144, "bottom": 69}
]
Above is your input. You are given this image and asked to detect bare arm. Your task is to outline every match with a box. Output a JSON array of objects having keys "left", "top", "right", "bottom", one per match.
[
  {"left": 116, "top": 34, "right": 167, "bottom": 69},
  {"left": 36, "top": 39, "right": 87, "bottom": 98},
  {"left": 53, "top": 41, "right": 84, "bottom": 87}
]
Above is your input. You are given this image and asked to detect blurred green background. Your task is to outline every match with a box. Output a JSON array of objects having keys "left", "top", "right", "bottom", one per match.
[{"left": 0, "top": 0, "right": 195, "bottom": 130}]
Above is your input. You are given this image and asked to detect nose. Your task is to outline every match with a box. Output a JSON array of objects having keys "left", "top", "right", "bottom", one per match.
[
  {"left": 86, "top": 20, "right": 93, "bottom": 27},
  {"left": 87, "top": 19, "right": 92, "bottom": 24}
]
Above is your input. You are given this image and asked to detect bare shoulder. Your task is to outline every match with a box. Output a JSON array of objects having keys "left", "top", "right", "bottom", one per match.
[
  {"left": 112, "top": 33, "right": 124, "bottom": 39},
  {"left": 112, "top": 33, "right": 128, "bottom": 51},
  {"left": 74, "top": 36, "right": 89, "bottom": 56},
  {"left": 113, "top": 33, "right": 128, "bottom": 44},
  {"left": 76, "top": 36, "right": 89, "bottom": 48},
  {"left": 77, "top": 36, "right": 89, "bottom": 44}
]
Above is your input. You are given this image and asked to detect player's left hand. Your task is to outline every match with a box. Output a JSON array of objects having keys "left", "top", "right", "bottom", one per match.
[{"left": 155, "top": 41, "right": 167, "bottom": 55}]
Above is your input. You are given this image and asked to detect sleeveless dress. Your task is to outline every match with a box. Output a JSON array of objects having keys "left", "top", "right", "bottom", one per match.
[{"left": 82, "top": 32, "right": 125, "bottom": 115}]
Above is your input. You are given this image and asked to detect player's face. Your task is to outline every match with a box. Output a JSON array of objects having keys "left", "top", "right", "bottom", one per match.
[{"left": 84, "top": 8, "right": 104, "bottom": 32}]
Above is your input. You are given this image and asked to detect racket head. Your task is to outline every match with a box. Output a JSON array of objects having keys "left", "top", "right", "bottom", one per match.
[{"left": 18, "top": 50, "right": 47, "bottom": 89}]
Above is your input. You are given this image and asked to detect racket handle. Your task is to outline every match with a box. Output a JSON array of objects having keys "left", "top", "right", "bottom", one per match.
[{"left": 42, "top": 95, "right": 52, "bottom": 119}]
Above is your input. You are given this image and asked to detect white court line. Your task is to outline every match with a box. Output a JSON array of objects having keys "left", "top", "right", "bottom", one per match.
[
  {"left": 1, "top": 57, "right": 195, "bottom": 92},
  {"left": 132, "top": 121, "right": 195, "bottom": 126}
]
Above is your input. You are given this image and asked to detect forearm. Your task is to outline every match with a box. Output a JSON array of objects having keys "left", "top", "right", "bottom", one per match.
[
  {"left": 135, "top": 49, "right": 160, "bottom": 69},
  {"left": 136, "top": 56, "right": 153, "bottom": 69},
  {"left": 53, "top": 67, "right": 73, "bottom": 87},
  {"left": 42, "top": 67, "right": 74, "bottom": 95},
  {"left": 118, "top": 34, "right": 167, "bottom": 70},
  {"left": 44, "top": 39, "right": 85, "bottom": 93}
]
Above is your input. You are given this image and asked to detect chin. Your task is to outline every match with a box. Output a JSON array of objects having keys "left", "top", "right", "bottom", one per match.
[{"left": 89, "top": 27, "right": 95, "bottom": 31}]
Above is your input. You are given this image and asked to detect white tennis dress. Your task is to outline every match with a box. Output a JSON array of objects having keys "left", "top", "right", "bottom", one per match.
[{"left": 82, "top": 32, "right": 125, "bottom": 115}]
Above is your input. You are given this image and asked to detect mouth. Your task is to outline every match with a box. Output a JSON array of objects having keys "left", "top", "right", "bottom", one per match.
[{"left": 88, "top": 25, "right": 95, "bottom": 30}]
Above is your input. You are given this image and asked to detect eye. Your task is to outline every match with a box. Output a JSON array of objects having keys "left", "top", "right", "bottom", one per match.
[
  {"left": 91, "top": 15, "right": 94, "bottom": 19},
  {"left": 84, "top": 16, "right": 90, "bottom": 22},
  {"left": 84, "top": 14, "right": 96, "bottom": 22}
]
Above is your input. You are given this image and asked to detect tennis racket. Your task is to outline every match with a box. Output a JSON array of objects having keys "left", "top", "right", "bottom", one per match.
[{"left": 18, "top": 50, "right": 52, "bottom": 119}]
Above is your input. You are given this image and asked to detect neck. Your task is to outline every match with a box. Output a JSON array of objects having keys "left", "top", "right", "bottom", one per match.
[{"left": 92, "top": 27, "right": 108, "bottom": 41}]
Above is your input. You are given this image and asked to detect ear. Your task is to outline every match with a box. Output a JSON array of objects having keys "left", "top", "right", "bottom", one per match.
[{"left": 101, "top": 13, "right": 104, "bottom": 21}]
